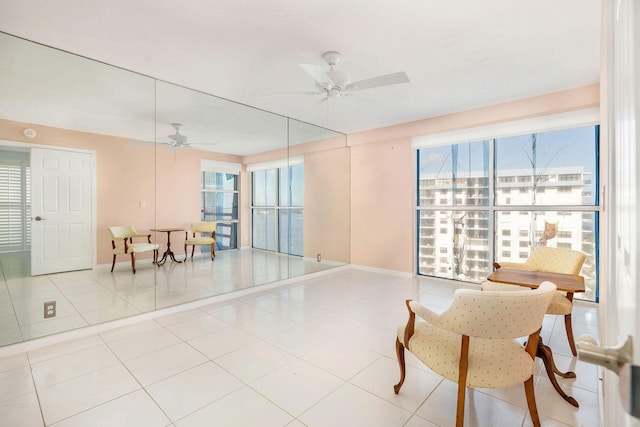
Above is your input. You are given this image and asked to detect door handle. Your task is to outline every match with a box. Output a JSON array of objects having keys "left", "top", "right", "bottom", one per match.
[
  {"left": 577, "top": 335, "right": 632, "bottom": 375},
  {"left": 578, "top": 335, "right": 640, "bottom": 418},
  {"left": 33, "top": 216, "right": 47, "bottom": 221}
]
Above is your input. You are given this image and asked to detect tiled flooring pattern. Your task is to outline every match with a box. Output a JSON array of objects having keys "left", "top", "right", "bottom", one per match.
[
  {"left": 0, "top": 268, "right": 599, "bottom": 426},
  {"left": 0, "top": 250, "right": 339, "bottom": 346}
]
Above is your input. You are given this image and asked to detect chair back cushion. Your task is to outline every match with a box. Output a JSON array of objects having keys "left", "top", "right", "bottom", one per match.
[
  {"left": 434, "top": 281, "right": 556, "bottom": 339},
  {"left": 526, "top": 247, "right": 586, "bottom": 274},
  {"left": 109, "top": 225, "right": 136, "bottom": 239},
  {"left": 190, "top": 222, "right": 217, "bottom": 233}
]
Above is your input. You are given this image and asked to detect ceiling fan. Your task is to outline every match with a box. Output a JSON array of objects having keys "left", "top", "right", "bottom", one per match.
[
  {"left": 128, "top": 123, "right": 193, "bottom": 151},
  {"left": 299, "top": 51, "right": 410, "bottom": 99}
]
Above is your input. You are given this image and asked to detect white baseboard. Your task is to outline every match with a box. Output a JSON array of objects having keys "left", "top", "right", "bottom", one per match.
[{"left": 350, "top": 264, "right": 414, "bottom": 278}]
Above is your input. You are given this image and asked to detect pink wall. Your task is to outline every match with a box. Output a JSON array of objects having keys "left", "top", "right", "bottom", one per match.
[
  {"left": 348, "top": 84, "right": 600, "bottom": 273},
  {"left": 350, "top": 138, "right": 413, "bottom": 271}
]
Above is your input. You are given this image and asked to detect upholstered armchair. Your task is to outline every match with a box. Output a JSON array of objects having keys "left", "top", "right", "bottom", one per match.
[
  {"left": 484, "top": 246, "right": 586, "bottom": 355},
  {"left": 108, "top": 225, "right": 159, "bottom": 274},
  {"left": 394, "top": 282, "right": 556, "bottom": 427},
  {"left": 184, "top": 222, "right": 217, "bottom": 261}
]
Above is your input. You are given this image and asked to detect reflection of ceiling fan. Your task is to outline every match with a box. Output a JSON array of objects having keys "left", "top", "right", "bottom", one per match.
[
  {"left": 128, "top": 123, "right": 193, "bottom": 151},
  {"left": 299, "top": 51, "right": 410, "bottom": 99}
]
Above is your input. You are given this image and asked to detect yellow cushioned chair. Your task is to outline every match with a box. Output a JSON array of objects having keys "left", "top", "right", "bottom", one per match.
[
  {"left": 108, "top": 225, "right": 159, "bottom": 274},
  {"left": 394, "top": 282, "right": 556, "bottom": 427},
  {"left": 483, "top": 246, "right": 586, "bottom": 355},
  {"left": 184, "top": 222, "right": 217, "bottom": 261}
]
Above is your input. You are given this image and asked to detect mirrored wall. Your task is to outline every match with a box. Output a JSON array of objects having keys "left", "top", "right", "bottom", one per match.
[{"left": 0, "top": 32, "right": 349, "bottom": 346}]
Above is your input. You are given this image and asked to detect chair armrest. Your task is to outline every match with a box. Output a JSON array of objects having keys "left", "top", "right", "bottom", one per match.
[
  {"left": 129, "top": 233, "right": 152, "bottom": 244},
  {"left": 408, "top": 300, "right": 442, "bottom": 325},
  {"left": 401, "top": 300, "right": 443, "bottom": 348}
]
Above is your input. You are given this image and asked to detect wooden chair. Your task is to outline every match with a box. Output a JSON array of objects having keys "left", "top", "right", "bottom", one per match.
[
  {"left": 108, "top": 225, "right": 159, "bottom": 274},
  {"left": 184, "top": 222, "right": 217, "bottom": 261},
  {"left": 484, "top": 246, "right": 586, "bottom": 355},
  {"left": 394, "top": 282, "right": 556, "bottom": 427}
]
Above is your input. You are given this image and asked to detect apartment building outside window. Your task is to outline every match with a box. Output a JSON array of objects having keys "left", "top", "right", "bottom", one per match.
[{"left": 416, "top": 124, "right": 599, "bottom": 301}]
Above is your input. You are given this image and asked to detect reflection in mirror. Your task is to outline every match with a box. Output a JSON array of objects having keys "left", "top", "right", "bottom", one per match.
[
  {"left": 0, "top": 32, "right": 157, "bottom": 346},
  {"left": 0, "top": 31, "right": 348, "bottom": 347}
]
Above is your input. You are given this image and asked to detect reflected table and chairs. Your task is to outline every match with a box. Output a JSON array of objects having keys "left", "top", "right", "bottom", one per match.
[{"left": 486, "top": 267, "right": 586, "bottom": 408}]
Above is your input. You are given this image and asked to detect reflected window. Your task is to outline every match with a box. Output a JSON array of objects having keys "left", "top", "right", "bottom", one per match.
[
  {"left": 251, "top": 163, "right": 304, "bottom": 256},
  {"left": 201, "top": 171, "right": 239, "bottom": 251}
]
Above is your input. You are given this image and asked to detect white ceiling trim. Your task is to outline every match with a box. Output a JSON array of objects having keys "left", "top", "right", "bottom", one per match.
[
  {"left": 246, "top": 156, "right": 304, "bottom": 172},
  {"left": 412, "top": 108, "right": 601, "bottom": 149},
  {"left": 200, "top": 159, "right": 242, "bottom": 174}
]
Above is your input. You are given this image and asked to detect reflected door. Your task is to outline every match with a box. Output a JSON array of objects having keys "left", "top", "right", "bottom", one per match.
[{"left": 30, "top": 147, "right": 93, "bottom": 275}]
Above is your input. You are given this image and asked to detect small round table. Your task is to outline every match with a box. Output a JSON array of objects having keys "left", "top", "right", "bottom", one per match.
[{"left": 151, "top": 228, "right": 184, "bottom": 265}]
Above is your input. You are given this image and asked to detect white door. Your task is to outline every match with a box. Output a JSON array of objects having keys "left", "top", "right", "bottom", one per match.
[
  {"left": 30, "top": 147, "right": 93, "bottom": 275},
  {"left": 600, "top": 0, "right": 640, "bottom": 425}
]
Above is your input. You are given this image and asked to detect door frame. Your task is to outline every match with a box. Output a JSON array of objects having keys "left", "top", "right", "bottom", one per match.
[
  {"left": 601, "top": 0, "right": 640, "bottom": 425},
  {"left": 0, "top": 139, "right": 97, "bottom": 269}
]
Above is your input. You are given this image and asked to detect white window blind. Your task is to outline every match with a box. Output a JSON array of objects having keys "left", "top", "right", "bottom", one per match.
[{"left": 0, "top": 159, "right": 30, "bottom": 252}]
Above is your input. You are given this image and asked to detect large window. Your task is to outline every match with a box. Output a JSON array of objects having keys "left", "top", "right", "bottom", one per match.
[
  {"left": 417, "top": 125, "right": 599, "bottom": 301},
  {"left": 201, "top": 168, "right": 239, "bottom": 251},
  {"left": 252, "top": 163, "right": 303, "bottom": 256}
]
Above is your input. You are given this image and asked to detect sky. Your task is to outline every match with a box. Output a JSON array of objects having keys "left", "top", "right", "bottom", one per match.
[{"left": 419, "top": 125, "right": 598, "bottom": 178}]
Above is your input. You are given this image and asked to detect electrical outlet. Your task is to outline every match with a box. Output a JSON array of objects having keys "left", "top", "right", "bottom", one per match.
[
  {"left": 44, "top": 301, "right": 56, "bottom": 318},
  {"left": 317, "top": 253, "right": 321, "bottom": 262}
]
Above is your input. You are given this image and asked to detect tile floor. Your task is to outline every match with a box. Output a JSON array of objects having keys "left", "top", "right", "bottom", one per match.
[
  {"left": 0, "top": 268, "right": 600, "bottom": 426},
  {"left": 0, "top": 250, "right": 340, "bottom": 346}
]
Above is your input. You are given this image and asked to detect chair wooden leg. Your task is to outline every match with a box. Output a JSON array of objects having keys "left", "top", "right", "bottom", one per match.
[
  {"left": 184, "top": 244, "right": 187, "bottom": 262},
  {"left": 111, "top": 255, "right": 116, "bottom": 272},
  {"left": 565, "top": 313, "right": 577, "bottom": 356},
  {"left": 456, "top": 336, "right": 470, "bottom": 427},
  {"left": 131, "top": 253, "right": 136, "bottom": 274},
  {"left": 211, "top": 244, "right": 215, "bottom": 260},
  {"left": 153, "top": 249, "right": 158, "bottom": 265},
  {"left": 524, "top": 376, "right": 541, "bottom": 427},
  {"left": 191, "top": 245, "right": 195, "bottom": 259},
  {"left": 393, "top": 338, "right": 406, "bottom": 394}
]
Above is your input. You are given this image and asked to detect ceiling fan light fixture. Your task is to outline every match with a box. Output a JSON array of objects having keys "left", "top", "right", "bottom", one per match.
[
  {"left": 326, "top": 69, "right": 350, "bottom": 90},
  {"left": 327, "top": 88, "right": 342, "bottom": 98},
  {"left": 322, "top": 51, "right": 341, "bottom": 67}
]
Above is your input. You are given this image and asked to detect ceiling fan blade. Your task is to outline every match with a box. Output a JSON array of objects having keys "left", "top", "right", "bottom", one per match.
[
  {"left": 299, "top": 64, "right": 333, "bottom": 88},
  {"left": 346, "top": 71, "right": 409, "bottom": 92}
]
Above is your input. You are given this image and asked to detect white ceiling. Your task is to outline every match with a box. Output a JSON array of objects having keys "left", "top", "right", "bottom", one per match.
[{"left": 0, "top": 0, "right": 601, "bottom": 146}]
